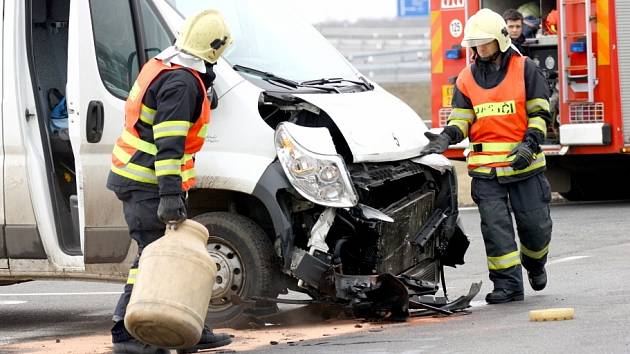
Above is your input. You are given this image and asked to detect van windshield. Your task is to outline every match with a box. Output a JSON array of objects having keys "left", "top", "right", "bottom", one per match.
[{"left": 167, "top": 0, "right": 361, "bottom": 82}]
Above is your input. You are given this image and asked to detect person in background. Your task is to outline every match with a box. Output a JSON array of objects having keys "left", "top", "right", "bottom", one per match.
[
  {"left": 107, "top": 9, "right": 233, "bottom": 354},
  {"left": 503, "top": 9, "right": 529, "bottom": 57}
]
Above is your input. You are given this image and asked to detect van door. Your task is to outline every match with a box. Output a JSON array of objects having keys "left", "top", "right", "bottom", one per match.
[
  {"left": 66, "top": 0, "right": 173, "bottom": 267},
  {"left": 0, "top": 1, "right": 5, "bottom": 269}
]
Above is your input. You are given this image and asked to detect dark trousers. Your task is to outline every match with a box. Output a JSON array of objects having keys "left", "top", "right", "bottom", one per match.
[
  {"left": 111, "top": 190, "right": 183, "bottom": 342},
  {"left": 471, "top": 173, "right": 553, "bottom": 291}
]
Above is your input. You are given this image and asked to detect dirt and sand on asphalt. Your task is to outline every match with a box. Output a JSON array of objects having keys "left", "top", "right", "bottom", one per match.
[{"left": 0, "top": 311, "right": 458, "bottom": 353}]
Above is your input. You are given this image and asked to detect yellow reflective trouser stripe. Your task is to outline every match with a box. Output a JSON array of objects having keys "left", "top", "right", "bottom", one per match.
[
  {"left": 122, "top": 130, "right": 157, "bottom": 155},
  {"left": 526, "top": 98, "right": 550, "bottom": 114},
  {"left": 139, "top": 105, "right": 156, "bottom": 125},
  {"left": 113, "top": 145, "right": 132, "bottom": 164},
  {"left": 520, "top": 243, "right": 549, "bottom": 260},
  {"left": 495, "top": 154, "right": 546, "bottom": 177},
  {"left": 197, "top": 124, "right": 208, "bottom": 138},
  {"left": 153, "top": 121, "right": 193, "bottom": 139},
  {"left": 448, "top": 120, "right": 469, "bottom": 138},
  {"left": 469, "top": 142, "right": 520, "bottom": 152},
  {"left": 127, "top": 268, "right": 138, "bottom": 285},
  {"left": 111, "top": 163, "right": 158, "bottom": 184},
  {"left": 488, "top": 250, "right": 521, "bottom": 270},
  {"left": 449, "top": 108, "right": 475, "bottom": 123},
  {"left": 155, "top": 159, "right": 182, "bottom": 177},
  {"left": 528, "top": 117, "right": 547, "bottom": 136}
]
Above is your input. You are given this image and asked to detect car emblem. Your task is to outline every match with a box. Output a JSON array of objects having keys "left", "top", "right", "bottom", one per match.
[{"left": 392, "top": 133, "right": 400, "bottom": 147}]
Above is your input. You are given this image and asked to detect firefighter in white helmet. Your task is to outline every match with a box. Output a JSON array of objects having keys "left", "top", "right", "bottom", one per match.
[
  {"left": 421, "top": 8, "right": 553, "bottom": 304},
  {"left": 107, "top": 10, "right": 233, "bottom": 353}
]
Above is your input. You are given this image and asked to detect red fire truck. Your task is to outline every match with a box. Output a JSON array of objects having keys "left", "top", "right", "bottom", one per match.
[{"left": 430, "top": 0, "right": 630, "bottom": 200}]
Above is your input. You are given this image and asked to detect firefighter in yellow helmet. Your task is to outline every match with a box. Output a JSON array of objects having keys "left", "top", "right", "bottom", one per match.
[
  {"left": 421, "top": 9, "right": 553, "bottom": 304},
  {"left": 107, "top": 10, "right": 233, "bottom": 353}
]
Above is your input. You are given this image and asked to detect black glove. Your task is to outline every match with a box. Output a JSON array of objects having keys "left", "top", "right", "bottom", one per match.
[
  {"left": 420, "top": 132, "right": 451, "bottom": 156},
  {"left": 507, "top": 142, "right": 535, "bottom": 170},
  {"left": 157, "top": 194, "right": 187, "bottom": 227}
]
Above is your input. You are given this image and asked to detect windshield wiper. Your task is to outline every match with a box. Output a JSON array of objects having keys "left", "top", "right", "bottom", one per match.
[
  {"left": 233, "top": 64, "right": 299, "bottom": 88},
  {"left": 301, "top": 77, "right": 374, "bottom": 90},
  {"left": 233, "top": 65, "right": 339, "bottom": 92}
]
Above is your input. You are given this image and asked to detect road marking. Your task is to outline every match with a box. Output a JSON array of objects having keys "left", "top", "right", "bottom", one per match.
[
  {"left": 0, "top": 300, "right": 27, "bottom": 305},
  {"left": 0, "top": 291, "right": 121, "bottom": 297},
  {"left": 548, "top": 255, "right": 591, "bottom": 265},
  {"left": 469, "top": 300, "right": 487, "bottom": 308}
]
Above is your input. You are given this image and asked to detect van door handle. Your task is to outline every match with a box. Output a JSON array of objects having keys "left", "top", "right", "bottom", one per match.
[{"left": 86, "top": 100, "right": 104, "bottom": 143}]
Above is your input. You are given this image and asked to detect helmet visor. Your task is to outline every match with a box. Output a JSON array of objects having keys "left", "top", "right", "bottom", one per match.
[{"left": 461, "top": 37, "right": 494, "bottom": 48}]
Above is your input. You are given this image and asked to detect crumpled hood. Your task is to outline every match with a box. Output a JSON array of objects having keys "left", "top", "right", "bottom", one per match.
[{"left": 295, "top": 87, "right": 428, "bottom": 162}]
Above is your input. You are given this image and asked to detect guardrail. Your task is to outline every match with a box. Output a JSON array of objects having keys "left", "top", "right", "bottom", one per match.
[{"left": 320, "top": 24, "right": 432, "bottom": 83}]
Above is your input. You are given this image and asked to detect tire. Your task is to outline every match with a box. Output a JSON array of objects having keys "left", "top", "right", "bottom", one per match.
[{"left": 193, "top": 212, "right": 278, "bottom": 328}]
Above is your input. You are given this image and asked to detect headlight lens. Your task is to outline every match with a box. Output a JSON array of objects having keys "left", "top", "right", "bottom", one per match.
[{"left": 275, "top": 123, "right": 358, "bottom": 207}]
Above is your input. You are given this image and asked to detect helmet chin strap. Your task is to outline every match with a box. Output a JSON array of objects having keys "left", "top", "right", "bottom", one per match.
[{"left": 477, "top": 49, "right": 502, "bottom": 63}]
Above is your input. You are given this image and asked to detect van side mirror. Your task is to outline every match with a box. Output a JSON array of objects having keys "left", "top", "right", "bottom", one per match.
[{"left": 208, "top": 86, "right": 219, "bottom": 110}]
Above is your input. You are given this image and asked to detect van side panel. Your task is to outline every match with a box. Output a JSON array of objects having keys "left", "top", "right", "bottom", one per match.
[{"left": 5, "top": 226, "right": 46, "bottom": 259}]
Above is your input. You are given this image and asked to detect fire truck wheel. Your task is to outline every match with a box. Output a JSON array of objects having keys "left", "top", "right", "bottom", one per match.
[{"left": 194, "top": 212, "right": 279, "bottom": 328}]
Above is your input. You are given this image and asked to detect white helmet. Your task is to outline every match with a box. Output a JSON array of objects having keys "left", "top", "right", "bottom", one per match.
[
  {"left": 175, "top": 10, "right": 233, "bottom": 64},
  {"left": 461, "top": 8, "right": 511, "bottom": 53}
]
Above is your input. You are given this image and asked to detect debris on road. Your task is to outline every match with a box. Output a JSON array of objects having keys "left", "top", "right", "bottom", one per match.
[{"left": 529, "top": 308, "right": 575, "bottom": 322}]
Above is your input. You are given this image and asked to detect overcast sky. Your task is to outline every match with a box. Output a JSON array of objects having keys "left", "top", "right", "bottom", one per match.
[
  {"left": 171, "top": 0, "right": 399, "bottom": 23},
  {"left": 292, "top": 0, "right": 398, "bottom": 23}
]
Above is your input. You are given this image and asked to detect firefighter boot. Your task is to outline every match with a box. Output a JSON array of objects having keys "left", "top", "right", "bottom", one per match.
[
  {"left": 112, "top": 338, "right": 170, "bottom": 354},
  {"left": 111, "top": 321, "right": 170, "bottom": 354},
  {"left": 528, "top": 267, "right": 547, "bottom": 291},
  {"left": 485, "top": 288, "right": 524, "bottom": 304},
  {"left": 176, "top": 326, "right": 232, "bottom": 353}
]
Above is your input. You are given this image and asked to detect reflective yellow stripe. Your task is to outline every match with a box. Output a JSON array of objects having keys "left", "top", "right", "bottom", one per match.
[
  {"left": 139, "top": 105, "right": 156, "bottom": 125},
  {"left": 155, "top": 158, "right": 182, "bottom": 177},
  {"left": 181, "top": 167, "right": 195, "bottom": 182},
  {"left": 449, "top": 108, "right": 475, "bottom": 123},
  {"left": 469, "top": 142, "right": 519, "bottom": 152},
  {"left": 113, "top": 145, "right": 132, "bottom": 164},
  {"left": 526, "top": 98, "right": 550, "bottom": 114},
  {"left": 121, "top": 130, "right": 157, "bottom": 155},
  {"left": 197, "top": 124, "right": 208, "bottom": 138},
  {"left": 528, "top": 117, "right": 547, "bottom": 136},
  {"left": 495, "top": 154, "right": 546, "bottom": 177},
  {"left": 487, "top": 250, "right": 521, "bottom": 270},
  {"left": 468, "top": 153, "right": 515, "bottom": 165},
  {"left": 470, "top": 166, "right": 493, "bottom": 174},
  {"left": 520, "top": 243, "right": 549, "bottom": 260},
  {"left": 127, "top": 268, "right": 138, "bottom": 285},
  {"left": 153, "top": 120, "right": 193, "bottom": 139},
  {"left": 448, "top": 120, "right": 469, "bottom": 138},
  {"left": 111, "top": 163, "right": 158, "bottom": 184}
]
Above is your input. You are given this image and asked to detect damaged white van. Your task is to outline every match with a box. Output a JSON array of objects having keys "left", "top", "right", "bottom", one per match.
[{"left": 0, "top": 0, "right": 475, "bottom": 326}]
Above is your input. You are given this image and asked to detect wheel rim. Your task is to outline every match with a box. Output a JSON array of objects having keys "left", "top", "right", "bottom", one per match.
[{"left": 206, "top": 237, "right": 245, "bottom": 312}]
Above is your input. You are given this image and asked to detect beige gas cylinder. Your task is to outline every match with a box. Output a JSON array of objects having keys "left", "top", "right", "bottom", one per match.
[{"left": 124, "top": 219, "right": 216, "bottom": 349}]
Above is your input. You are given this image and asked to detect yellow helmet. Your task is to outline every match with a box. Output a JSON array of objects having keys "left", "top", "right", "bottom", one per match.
[
  {"left": 461, "top": 8, "right": 511, "bottom": 53},
  {"left": 175, "top": 10, "right": 233, "bottom": 64}
]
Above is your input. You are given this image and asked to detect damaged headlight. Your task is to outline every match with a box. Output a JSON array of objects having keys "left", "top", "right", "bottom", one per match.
[{"left": 275, "top": 123, "right": 358, "bottom": 208}]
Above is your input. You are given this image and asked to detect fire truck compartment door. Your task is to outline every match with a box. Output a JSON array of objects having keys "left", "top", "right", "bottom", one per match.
[{"left": 559, "top": 123, "right": 611, "bottom": 146}]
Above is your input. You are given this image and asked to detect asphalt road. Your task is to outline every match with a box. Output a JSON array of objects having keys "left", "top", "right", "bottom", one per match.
[{"left": 1, "top": 201, "right": 629, "bottom": 353}]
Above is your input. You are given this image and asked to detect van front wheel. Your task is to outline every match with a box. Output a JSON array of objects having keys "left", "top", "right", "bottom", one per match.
[{"left": 193, "top": 212, "right": 279, "bottom": 327}]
